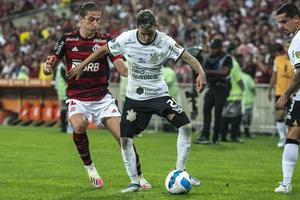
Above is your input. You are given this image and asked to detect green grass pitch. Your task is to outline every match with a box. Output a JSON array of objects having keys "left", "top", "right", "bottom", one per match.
[{"left": 0, "top": 126, "right": 299, "bottom": 200}]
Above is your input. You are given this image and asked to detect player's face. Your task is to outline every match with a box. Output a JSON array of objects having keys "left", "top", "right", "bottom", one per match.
[
  {"left": 80, "top": 11, "right": 102, "bottom": 35},
  {"left": 137, "top": 26, "right": 157, "bottom": 44},
  {"left": 275, "top": 13, "right": 298, "bottom": 35}
]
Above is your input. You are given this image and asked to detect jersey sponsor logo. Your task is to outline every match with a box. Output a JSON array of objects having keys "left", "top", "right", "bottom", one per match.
[
  {"left": 124, "top": 39, "right": 136, "bottom": 45},
  {"left": 132, "top": 74, "right": 158, "bottom": 80},
  {"left": 92, "top": 44, "right": 101, "bottom": 52},
  {"left": 126, "top": 109, "right": 137, "bottom": 122},
  {"left": 54, "top": 41, "right": 65, "bottom": 55},
  {"left": 136, "top": 87, "right": 144, "bottom": 95},
  {"left": 66, "top": 37, "right": 79, "bottom": 41},
  {"left": 72, "top": 46, "right": 78, "bottom": 51},
  {"left": 93, "top": 39, "right": 107, "bottom": 43},
  {"left": 72, "top": 61, "right": 100, "bottom": 72},
  {"left": 143, "top": 87, "right": 165, "bottom": 96}
]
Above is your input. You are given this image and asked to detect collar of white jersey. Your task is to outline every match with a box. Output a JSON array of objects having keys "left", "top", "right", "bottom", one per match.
[{"left": 136, "top": 30, "right": 158, "bottom": 46}]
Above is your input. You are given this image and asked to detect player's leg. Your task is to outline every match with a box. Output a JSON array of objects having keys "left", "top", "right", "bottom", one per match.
[
  {"left": 275, "top": 100, "right": 300, "bottom": 193},
  {"left": 68, "top": 100, "right": 103, "bottom": 188},
  {"left": 276, "top": 109, "right": 287, "bottom": 147},
  {"left": 103, "top": 116, "right": 152, "bottom": 189},
  {"left": 275, "top": 95, "right": 287, "bottom": 147},
  {"left": 119, "top": 98, "right": 152, "bottom": 193},
  {"left": 163, "top": 96, "right": 201, "bottom": 186},
  {"left": 275, "top": 126, "right": 299, "bottom": 193}
]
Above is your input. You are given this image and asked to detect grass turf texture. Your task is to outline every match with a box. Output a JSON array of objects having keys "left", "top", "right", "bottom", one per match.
[{"left": 0, "top": 126, "right": 299, "bottom": 200}]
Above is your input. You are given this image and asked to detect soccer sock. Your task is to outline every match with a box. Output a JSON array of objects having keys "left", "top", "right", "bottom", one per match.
[
  {"left": 176, "top": 125, "right": 191, "bottom": 171},
  {"left": 276, "top": 121, "right": 286, "bottom": 140},
  {"left": 282, "top": 139, "right": 299, "bottom": 185},
  {"left": 73, "top": 132, "right": 92, "bottom": 166},
  {"left": 133, "top": 144, "right": 142, "bottom": 176},
  {"left": 121, "top": 137, "right": 139, "bottom": 184}
]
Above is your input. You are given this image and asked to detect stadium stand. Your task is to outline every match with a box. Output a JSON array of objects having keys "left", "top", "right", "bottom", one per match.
[{"left": 1, "top": 0, "right": 300, "bottom": 132}]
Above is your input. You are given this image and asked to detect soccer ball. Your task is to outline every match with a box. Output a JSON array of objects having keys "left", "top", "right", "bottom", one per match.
[{"left": 165, "top": 170, "right": 192, "bottom": 194}]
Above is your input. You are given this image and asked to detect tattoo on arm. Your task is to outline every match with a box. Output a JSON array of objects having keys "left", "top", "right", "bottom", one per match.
[
  {"left": 284, "top": 68, "right": 300, "bottom": 97},
  {"left": 180, "top": 51, "right": 201, "bottom": 73}
]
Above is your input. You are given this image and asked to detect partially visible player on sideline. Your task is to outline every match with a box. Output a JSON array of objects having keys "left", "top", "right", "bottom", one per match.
[
  {"left": 268, "top": 43, "right": 293, "bottom": 148},
  {"left": 43, "top": 2, "right": 151, "bottom": 189},
  {"left": 274, "top": 3, "right": 300, "bottom": 193},
  {"left": 68, "top": 9, "right": 206, "bottom": 193}
]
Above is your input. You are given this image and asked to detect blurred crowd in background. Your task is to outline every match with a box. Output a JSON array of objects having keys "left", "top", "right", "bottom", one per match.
[{"left": 0, "top": 0, "right": 299, "bottom": 83}]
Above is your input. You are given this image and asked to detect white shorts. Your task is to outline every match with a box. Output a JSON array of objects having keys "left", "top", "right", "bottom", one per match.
[{"left": 67, "top": 94, "right": 121, "bottom": 127}]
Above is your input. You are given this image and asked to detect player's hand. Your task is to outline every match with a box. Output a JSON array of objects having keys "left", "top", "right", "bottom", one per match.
[
  {"left": 276, "top": 95, "right": 288, "bottom": 110},
  {"left": 44, "top": 55, "right": 56, "bottom": 75},
  {"left": 67, "top": 63, "right": 85, "bottom": 80},
  {"left": 196, "top": 72, "right": 207, "bottom": 93}
]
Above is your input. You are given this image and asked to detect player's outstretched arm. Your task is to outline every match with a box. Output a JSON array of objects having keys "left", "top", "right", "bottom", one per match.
[
  {"left": 276, "top": 68, "right": 300, "bottom": 109},
  {"left": 67, "top": 44, "right": 109, "bottom": 80},
  {"left": 113, "top": 59, "right": 128, "bottom": 77},
  {"left": 180, "top": 50, "right": 207, "bottom": 93}
]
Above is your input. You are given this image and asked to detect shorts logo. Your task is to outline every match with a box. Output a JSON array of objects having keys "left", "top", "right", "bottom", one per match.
[
  {"left": 126, "top": 109, "right": 136, "bottom": 122},
  {"left": 112, "top": 108, "right": 118, "bottom": 113},
  {"left": 70, "top": 107, "right": 76, "bottom": 112}
]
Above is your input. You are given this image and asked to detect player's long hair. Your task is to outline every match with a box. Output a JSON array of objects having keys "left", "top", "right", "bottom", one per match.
[{"left": 79, "top": 2, "right": 100, "bottom": 17}]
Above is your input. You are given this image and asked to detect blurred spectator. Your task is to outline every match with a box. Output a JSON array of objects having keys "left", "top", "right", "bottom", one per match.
[
  {"left": 1, "top": 0, "right": 300, "bottom": 84},
  {"left": 194, "top": 38, "right": 232, "bottom": 145}
]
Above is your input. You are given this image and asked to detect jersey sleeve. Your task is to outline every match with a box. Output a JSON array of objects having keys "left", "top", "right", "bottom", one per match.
[
  {"left": 293, "top": 39, "right": 300, "bottom": 68},
  {"left": 51, "top": 34, "right": 67, "bottom": 60},
  {"left": 107, "top": 32, "right": 126, "bottom": 57},
  {"left": 164, "top": 35, "right": 185, "bottom": 62}
]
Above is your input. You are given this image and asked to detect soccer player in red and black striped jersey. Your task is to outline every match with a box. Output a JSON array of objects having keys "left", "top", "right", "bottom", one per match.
[{"left": 43, "top": 2, "right": 151, "bottom": 190}]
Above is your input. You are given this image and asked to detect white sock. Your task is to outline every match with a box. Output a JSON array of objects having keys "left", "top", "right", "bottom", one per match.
[
  {"left": 176, "top": 125, "right": 191, "bottom": 170},
  {"left": 120, "top": 137, "right": 139, "bottom": 184},
  {"left": 282, "top": 143, "right": 299, "bottom": 185},
  {"left": 276, "top": 122, "right": 286, "bottom": 140}
]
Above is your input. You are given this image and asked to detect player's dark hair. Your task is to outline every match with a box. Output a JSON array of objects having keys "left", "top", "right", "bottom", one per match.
[
  {"left": 276, "top": 3, "right": 300, "bottom": 18},
  {"left": 274, "top": 43, "right": 285, "bottom": 53},
  {"left": 136, "top": 9, "right": 156, "bottom": 29},
  {"left": 79, "top": 2, "right": 100, "bottom": 17}
]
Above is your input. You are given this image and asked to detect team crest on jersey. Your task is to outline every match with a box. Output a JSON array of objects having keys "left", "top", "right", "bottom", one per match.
[
  {"left": 92, "top": 44, "right": 101, "bottom": 52},
  {"left": 150, "top": 52, "right": 160, "bottom": 64},
  {"left": 295, "top": 51, "right": 300, "bottom": 58},
  {"left": 126, "top": 109, "right": 137, "bottom": 122}
]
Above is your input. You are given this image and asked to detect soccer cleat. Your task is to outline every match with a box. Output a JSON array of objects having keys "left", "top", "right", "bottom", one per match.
[
  {"left": 274, "top": 182, "right": 292, "bottom": 193},
  {"left": 84, "top": 163, "right": 104, "bottom": 188},
  {"left": 120, "top": 183, "right": 141, "bottom": 193},
  {"left": 189, "top": 175, "right": 201, "bottom": 186},
  {"left": 277, "top": 139, "right": 285, "bottom": 148},
  {"left": 139, "top": 175, "right": 152, "bottom": 189}
]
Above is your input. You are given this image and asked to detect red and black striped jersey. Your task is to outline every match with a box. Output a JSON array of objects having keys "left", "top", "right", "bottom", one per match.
[{"left": 51, "top": 31, "right": 121, "bottom": 101}]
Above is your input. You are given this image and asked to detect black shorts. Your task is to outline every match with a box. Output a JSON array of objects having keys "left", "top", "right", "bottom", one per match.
[
  {"left": 121, "top": 96, "right": 190, "bottom": 138},
  {"left": 286, "top": 100, "right": 300, "bottom": 127}
]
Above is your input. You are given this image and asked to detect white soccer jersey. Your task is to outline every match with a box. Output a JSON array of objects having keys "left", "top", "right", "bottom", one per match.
[
  {"left": 107, "top": 29, "right": 184, "bottom": 100},
  {"left": 288, "top": 30, "right": 300, "bottom": 100}
]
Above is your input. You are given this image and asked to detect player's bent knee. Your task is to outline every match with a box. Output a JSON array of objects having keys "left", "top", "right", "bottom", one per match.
[{"left": 171, "top": 114, "right": 190, "bottom": 129}]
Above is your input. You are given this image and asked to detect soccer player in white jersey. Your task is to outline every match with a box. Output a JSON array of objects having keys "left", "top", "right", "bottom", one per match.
[
  {"left": 274, "top": 3, "right": 300, "bottom": 194},
  {"left": 68, "top": 9, "right": 207, "bottom": 193}
]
